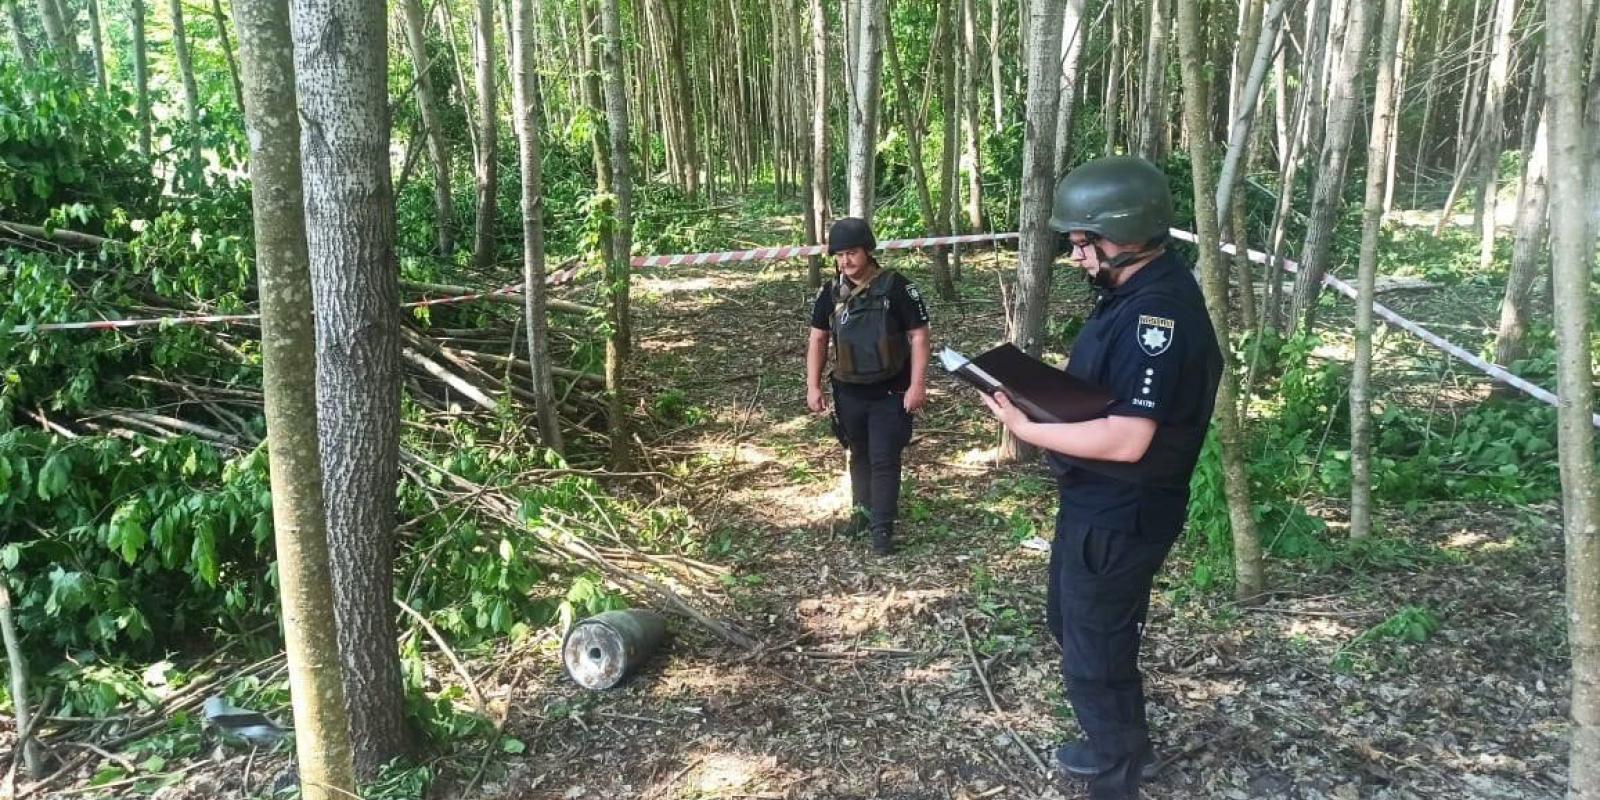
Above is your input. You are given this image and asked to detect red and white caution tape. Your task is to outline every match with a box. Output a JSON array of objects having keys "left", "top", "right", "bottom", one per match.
[
  {"left": 628, "top": 231, "right": 1019, "bottom": 268},
  {"left": 1167, "top": 228, "right": 1600, "bottom": 429}
]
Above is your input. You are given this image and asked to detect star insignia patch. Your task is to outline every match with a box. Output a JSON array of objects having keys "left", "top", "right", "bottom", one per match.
[{"left": 1137, "top": 314, "right": 1175, "bottom": 356}]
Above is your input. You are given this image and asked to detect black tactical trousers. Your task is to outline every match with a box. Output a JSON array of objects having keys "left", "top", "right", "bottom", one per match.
[
  {"left": 831, "top": 386, "right": 914, "bottom": 533},
  {"left": 1047, "top": 503, "right": 1182, "bottom": 762}
]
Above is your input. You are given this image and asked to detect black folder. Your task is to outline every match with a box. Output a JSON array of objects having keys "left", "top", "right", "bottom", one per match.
[{"left": 939, "top": 343, "right": 1118, "bottom": 423}]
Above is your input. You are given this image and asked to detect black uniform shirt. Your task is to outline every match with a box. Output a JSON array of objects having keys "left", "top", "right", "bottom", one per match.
[
  {"left": 1048, "top": 249, "right": 1223, "bottom": 534},
  {"left": 810, "top": 269, "right": 930, "bottom": 396}
]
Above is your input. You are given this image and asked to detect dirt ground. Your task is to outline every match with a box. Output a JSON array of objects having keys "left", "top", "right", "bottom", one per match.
[{"left": 461, "top": 250, "right": 1570, "bottom": 800}]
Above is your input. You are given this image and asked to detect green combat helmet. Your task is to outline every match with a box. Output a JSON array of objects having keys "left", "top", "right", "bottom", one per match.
[{"left": 1049, "top": 155, "right": 1174, "bottom": 246}]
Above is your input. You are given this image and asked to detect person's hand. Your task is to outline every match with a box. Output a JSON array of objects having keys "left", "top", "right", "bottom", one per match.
[
  {"left": 807, "top": 385, "right": 829, "bottom": 414},
  {"left": 903, "top": 384, "right": 926, "bottom": 414},
  {"left": 980, "top": 391, "right": 1027, "bottom": 431}
]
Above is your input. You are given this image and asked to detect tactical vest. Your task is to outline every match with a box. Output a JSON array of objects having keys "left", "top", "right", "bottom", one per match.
[{"left": 830, "top": 270, "right": 909, "bottom": 385}]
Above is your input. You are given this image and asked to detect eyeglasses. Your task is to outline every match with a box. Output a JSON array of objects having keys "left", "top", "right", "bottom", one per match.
[{"left": 1058, "top": 232, "right": 1101, "bottom": 256}]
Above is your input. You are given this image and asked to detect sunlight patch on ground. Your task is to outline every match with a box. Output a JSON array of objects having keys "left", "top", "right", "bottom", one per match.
[
  {"left": 794, "top": 588, "right": 954, "bottom": 637},
  {"left": 1282, "top": 617, "right": 1356, "bottom": 642}
]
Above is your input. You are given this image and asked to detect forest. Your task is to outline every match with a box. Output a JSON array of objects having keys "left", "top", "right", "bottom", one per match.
[{"left": 0, "top": 0, "right": 1598, "bottom": 797}]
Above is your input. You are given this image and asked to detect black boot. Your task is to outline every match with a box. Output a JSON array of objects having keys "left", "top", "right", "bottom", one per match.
[
  {"left": 1055, "top": 740, "right": 1155, "bottom": 789},
  {"left": 870, "top": 525, "right": 894, "bottom": 555}
]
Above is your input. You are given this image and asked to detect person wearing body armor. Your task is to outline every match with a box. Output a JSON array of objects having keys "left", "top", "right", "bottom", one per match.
[
  {"left": 980, "top": 157, "right": 1222, "bottom": 799},
  {"left": 805, "top": 217, "right": 931, "bottom": 555}
]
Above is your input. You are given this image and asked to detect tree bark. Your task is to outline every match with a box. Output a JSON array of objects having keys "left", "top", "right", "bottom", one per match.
[
  {"left": 1472, "top": 0, "right": 1516, "bottom": 270},
  {"left": 884, "top": 10, "right": 936, "bottom": 235},
  {"left": 808, "top": 0, "right": 828, "bottom": 288},
  {"left": 1299, "top": 0, "right": 1332, "bottom": 171},
  {"left": 169, "top": 0, "right": 205, "bottom": 189},
  {"left": 87, "top": 0, "right": 106, "bottom": 90},
  {"left": 471, "top": 0, "right": 498, "bottom": 275},
  {"left": 511, "top": 0, "right": 562, "bottom": 453},
  {"left": 1491, "top": 99, "right": 1547, "bottom": 376},
  {"left": 1382, "top": 0, "right": 1410, "bottom": 213},
  {"left": 401, "top": 0, "right": 455, "bottom": 255},
  {"left": 1546, "top": 0, "right": 1600, "bottom": 793},
  {"left": 289, "top": 0, "right": 410, "bottom": 773},
  {"left": 1051, "top": 0, "right": 1086, "bottom": 179},
  {"left": 234, "top": 0, "right": 358, "bottom": 791},
  {"left": 209, "top": 0, "right": 245, "bottom": 110},
  {"left": 961, "top": 0, "right": 983, "bottom": 228},
  {"left": 6, "top": 0, "right": 34, "bottom": 67},
  {"left": 846, "top": 0, "right": 885, "bottom": 219},
  {"left": 1349, "top": 0, "right": 1402, "bottom": 541},
  {"left": 35, "top": 0, "right": 69, "bottom": 62},
  {"left": 989, "top": 0, "right": 1003, "bottom": 132},
  {"left": 1216, "top": 0, "right": 1290, "bottom": 218},
  {"left": 0, "top": 584, "right": 41, "bottom": 778},
  {"left": 1103, "top": 4, "right": 1123, "bottom": 152},
  {"left": 934, "top": 0, "right": 960, "bottom": 297},
  {"left": 1175, "top": 0, "right": 1263, "bottom": 601},
  {"left": 998, "top": 0, "right": 1066, "bottom": 464},
  {"left": 1136, "top": 0, "right": 1171, "bottom": 161},
  {"left": 132, "top": 0, "right": 150, "bottom": 157},
  {"left": 599, "top": 0, "right": 633, "bottom": 469},
  {"left": 1287, "top": 0, "right": 1372, "bottom": 334}
]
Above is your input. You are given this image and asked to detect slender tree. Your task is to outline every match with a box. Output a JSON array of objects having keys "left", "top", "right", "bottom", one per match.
[
  {"left": 1136, "top": 0, "right": 1171, "bottom": 161},
  {"left": 1491, "top": 74, "right": 1548, "bottom": 375},
  {"left": 471, "top": 0, "right": 498, "bottom": 274},
  {"left": 6, "top": 0, "right": 33, "bottom": 67},
  {"left": 999, "top": 0, "right": 1066, "bottom": 463},
  {"left": 1051, "top": 0, "right": 1087, "bottom": 179},
  {"left": 1174, "top": 0, "right": 1264, "bottom": 599},
  {"left": 35, "top": 0, "right": 69, "bottom": 61},
  {"left": 1349, "top": 0, "right": 1403, "bottom": 540},
  {"left": 289, "top": 0, "right": 411, "bottom": 772},
  {"left": 233, "top": 0, "right": 358, "bottom": 792},
  {"left": 846, "top": 0, "right": 885, "bottom": 219},
  {"left": 169, "top": 0, "right": 205, "bottom": 189},
  {"left": 87, "top": 0, "right": 106, "bottom": 90},
  {"left": 1547, "top": 0, "right": 1600, "bottom": 794},
  {"left": 1471, "top": 0, "right": 1516, "bottom": 270},
  {"left": 512, "top": 0, "right": 562, "bottom": 453},
  {"left": 961, "top": 0, "right": 983, "bottom": 228},
  {"left": 401, "top": 0, "right": 455, "bottom": 255},
  {"left": 132, "top": 0, "right": 150, "bottom": 158},
  {"left": 934, "top": 0, "right": 960, "bottom": 296},
  {"left": 209, "top": 0, "right": 245, "bottom": 109},
  {"left": 807, "top": 0, "right": 828, "bottom": 288},
  {"left": 1288, "top": 0, "right": 1373, "bottom": 333},
  {"left": 599, "top": 0, "right": 633, "bottom": 468}
]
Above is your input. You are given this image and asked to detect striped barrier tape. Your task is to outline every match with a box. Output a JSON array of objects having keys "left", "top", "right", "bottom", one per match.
[
  {"left": 1165, "top": 228, "right": 1600, "bottom": 429},
  {"left": 628, "top": 231, "right": 1020, "bottom": 268}
]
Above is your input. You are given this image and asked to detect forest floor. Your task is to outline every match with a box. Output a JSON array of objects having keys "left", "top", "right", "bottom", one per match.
[
  {"left": 459, "top": 220, "right": 1570, "bottom": 799},
  {"left": 75, "top": 211, "right": 1571, "bottom": 800}
]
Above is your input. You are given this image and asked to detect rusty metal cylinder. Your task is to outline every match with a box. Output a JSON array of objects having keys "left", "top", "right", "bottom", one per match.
[{"left": 561, "top": 609, "right": 667, "bottom": 690}]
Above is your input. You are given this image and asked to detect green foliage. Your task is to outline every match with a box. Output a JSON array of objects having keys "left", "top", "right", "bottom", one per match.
[
  {"left": 1331, "top": 605, "right": 1441, "bottom": 673},
  {"left": 0, "top": 55, "right": 159, "bottom": 225}
]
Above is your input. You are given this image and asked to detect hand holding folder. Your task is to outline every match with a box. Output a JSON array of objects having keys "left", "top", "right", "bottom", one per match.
[{"left": 939, "top": 343, "right": 1117, "bottom": 423}]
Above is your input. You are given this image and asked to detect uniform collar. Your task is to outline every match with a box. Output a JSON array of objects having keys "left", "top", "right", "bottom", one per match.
[{"left": 1108, "top": 250, "right": 1176, "bottom": 298}]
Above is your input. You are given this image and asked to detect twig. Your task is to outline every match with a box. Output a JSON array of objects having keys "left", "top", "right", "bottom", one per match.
[
  {"left": 960, "top": 618, "right": 1049, "bottom": 778},
  {"left": 393, "top": 599, "right": 488, "bottom": 719},
  {"left": 401, "top": 346, "right": 499, "bottom": 412},
  {"left": 61, "top": 742, "right": 137, "bottom": 773}
]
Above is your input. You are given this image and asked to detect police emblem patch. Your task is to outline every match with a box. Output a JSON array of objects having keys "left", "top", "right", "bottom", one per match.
[{"left": 1136, "top": 314, "right": 1175, "bottom": 356}]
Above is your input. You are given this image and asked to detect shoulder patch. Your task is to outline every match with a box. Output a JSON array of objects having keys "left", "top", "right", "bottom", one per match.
[
  {"left": 1136, "top": 314, "right": 1175, "bottom": 356},
  {"left": 905, "top": 283, "right": 922, "bottom": 302}
]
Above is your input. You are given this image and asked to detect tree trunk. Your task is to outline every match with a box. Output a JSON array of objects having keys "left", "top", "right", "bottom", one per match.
[
  {"left": 1586, "top": 0, "right": 1600, "bottom": 240},
  {"left": 846, "top": 0, "right": 885, "bottom": 219},
  {"left": 289, "top": 0, "right": 411, "bottom": 773},
  {"left": 401, "top": 0, "right": 455, "bottom": 255},
  {"left": 1104, "top": 4, "right": 1123, "bottom": 152},
  {"left": 600, "top": 0, "right": 633, "bottom": 469},
  {"left": 1175, "top": 0, "right": 1263, "bottom": 601},
  {"left": 1491, "top": 100, "right": 1547, "bottom": 375},
  {"left": 1382, "top": 0, "right": 1411, "bottom": 213},
  {"left": 1350, "top": 0, "right": 1402, "bottom": 541},
  {"left": 1136, "top": 0, "right": 1171, "bottom": 161},
  {"left": 169, "top": 0, "right": 205, "bottom": 189},
  {"left": 35, "top": 0, "right": 69, "bottom": 62},
  {"left": 1299, "top": 0, "right": 1332, "bottom": 171},
  {"left": 961, "top": 0, "right": 983, "bottom": 228},
  {"left": 934, "top": 0, "right": 960, "bottom": 297},
  {"left": 1472, "top": 0, "right": 1516, "bottom": 270},
  {"left": 1216, "top": 0, "right": 1290, "bottom": 218},
  {"left": 6, "top": 0, "right": 33, "bottom": 67},
  {"left": 512, "top": 0, "right": 562, "bottom": 453},
  {"left": 998, "top": 0, "right": 1066, "bottom": 464},
  {"left": 808, "top": 0, "right": 828, "bottom": 288},
  {"left": 132, "top": 0, "right": 150, "bottom": 157},
  {"left": 1288, "top": 0, "right": 1372, "bottom": 334},
  {"left": 884, "top": 13, "right": 936, "bottom": 236},
  {"left": 1051, "top": 0, "right": 1086, "bottom": 179},
  {"left": 580, "top": 0, "right": 611, "bottom": 192},
  {"left": 0, "top": 584, "right": 41, "bottom": 778},
  {"left": 234, "top": 0, "right": 358, "bottom": 792},
  {"left": 1546, "top": 0, "right": 1600, "bottom": 793},
  {"left": 472, "top": 0, "right": 498, "bottom": 275},
  {"left": 87, "top": 0, "right": 106, "bottom": 90},
  {"left": 989, "top": 0, "right": 1003, "bottom": 132},
  {"left": 210, "top": 0, "right": 245, "bottom": 110}
]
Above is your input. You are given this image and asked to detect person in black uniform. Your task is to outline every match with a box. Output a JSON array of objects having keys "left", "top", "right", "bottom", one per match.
[
  {"left": 980, "top": 157, "right": 1222, "bottom": 799},
  {"left": 805, "top": 217, "right": 931, "bottom": 555}
]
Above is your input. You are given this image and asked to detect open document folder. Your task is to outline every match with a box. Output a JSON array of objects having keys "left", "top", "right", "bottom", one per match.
[{"left": 939, "top": 344, "right": 1118, "bottom": 424}]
